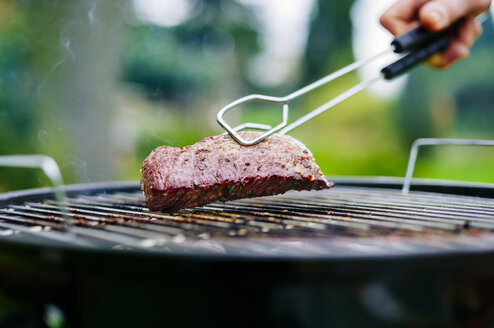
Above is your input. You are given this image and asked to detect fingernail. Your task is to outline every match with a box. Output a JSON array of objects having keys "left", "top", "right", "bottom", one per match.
[{"left": 429, "top": 8, "right": 446, "bottom": 29}]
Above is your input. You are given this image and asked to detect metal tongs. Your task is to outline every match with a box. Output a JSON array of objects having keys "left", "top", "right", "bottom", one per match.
[{"left": 217, "top": 14, "right": 489, "bottom": 146}]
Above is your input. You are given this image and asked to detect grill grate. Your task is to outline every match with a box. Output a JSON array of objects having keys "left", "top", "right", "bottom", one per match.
[{"left": 1, "top": 185, "right": 494, "bottom": 257}]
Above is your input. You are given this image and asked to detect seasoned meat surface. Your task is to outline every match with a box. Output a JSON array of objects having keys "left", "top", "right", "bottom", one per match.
[{"left": 140, "top": 131, "right": 332, "bottom": 211}]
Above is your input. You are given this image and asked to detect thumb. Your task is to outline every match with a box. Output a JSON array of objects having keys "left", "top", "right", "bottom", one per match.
[{"left": 419, "top": 0, "right": 490, "bottom": 31}]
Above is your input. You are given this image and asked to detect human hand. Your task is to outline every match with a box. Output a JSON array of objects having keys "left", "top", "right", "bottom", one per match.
[{"left": 380, "top": 0, "right": 491, "bottom": 68}]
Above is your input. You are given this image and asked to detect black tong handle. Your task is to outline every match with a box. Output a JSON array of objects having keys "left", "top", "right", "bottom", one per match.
[
  {"left": 382, "top": 35, "right": 450, "bottom": 80},
  {"left": 392, "top": 18, "right": 461, "bottom": 53},
  {"left": 380, "top": 21, "right": 461, "bottom": 80},
  {"left": 391, "top": 23, "right": 454, "bottom": 53}
]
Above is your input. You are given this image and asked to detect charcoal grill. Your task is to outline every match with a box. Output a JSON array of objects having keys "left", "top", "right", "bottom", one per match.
[{"left": 1, "top": 178, "right": 494, "bottom": 327}]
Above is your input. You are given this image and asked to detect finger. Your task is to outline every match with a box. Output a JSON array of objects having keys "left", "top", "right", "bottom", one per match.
[
  {"left": 426, "top": 41, "right": 470, "bottom": 69},
  {"left": 425, "top": 17, "right": 482, "bottom": 69},
  {"left": 380, "top": 0, "right": 429, "bottom": 35},
  {"left": 456, "top": 18, "right": 483, "bottom": 48},
  {"left": 419, "top": 0, "right": 491, "bottom": 31}
]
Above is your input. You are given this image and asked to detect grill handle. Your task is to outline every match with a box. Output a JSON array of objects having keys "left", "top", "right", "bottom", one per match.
[
  {"left": 0, "top": 155, "right": 65, "bottom": 202},
  {"left": 402, "top": 138, "right": 494, "bottom": 194},
  {"left": 382, "top": 35, "right": 450, "bottom": 80}
]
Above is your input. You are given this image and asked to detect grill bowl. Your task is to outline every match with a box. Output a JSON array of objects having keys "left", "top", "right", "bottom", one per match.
[{"left": 1, "top": 177, "right": 494, "bottom": 327}]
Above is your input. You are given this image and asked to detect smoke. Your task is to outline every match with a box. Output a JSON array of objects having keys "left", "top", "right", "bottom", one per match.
[
  {"left": 36, "top": 32, "right": 75, "bottom": 96},
  {"left": 88, "top": 1, "right": 98, "bottom": 27},
  {"left": 37, "top": 57, "right": 66, "bottom": 96},
  {"left": 63, "top": 156, "right": 89, "bottom": 183},
  {"left": 37, "top": 129, "right": 49, "bottom": 147},
  {"left": 60, "top": 37, "right": 75, "bottom": 62}
]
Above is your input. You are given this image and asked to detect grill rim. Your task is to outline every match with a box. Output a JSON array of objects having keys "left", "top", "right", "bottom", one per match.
[
  {"left": 2, "top": 225, "right": 494, "bottom": 279},
  {"left": 2, "top": 177, "right": 494, "bottom": 206},
  {"left": 0, "top": 180, "right": 138, "bottom": 206}
]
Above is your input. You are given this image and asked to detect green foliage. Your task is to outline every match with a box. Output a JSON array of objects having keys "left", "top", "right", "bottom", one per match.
[
  {"left": 1, "top": 0, "right": 494, "bottom": 192},
  {"left": 122, "top": 25, "right": 222, "bottom": 101},
  {"left": 0, "top": 10, "right": 44, "bottom": 191},
  {"left": 122, "top": 0, "right": 260, "bottom": 101},
  {"left": 135, "top": 119, "right": 208, "bottom": 164},
  {"left": 415, "top": 147, "right": 494, "bottom": 184}
]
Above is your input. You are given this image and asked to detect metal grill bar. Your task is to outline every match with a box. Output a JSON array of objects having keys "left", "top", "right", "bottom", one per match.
[
  {"left": 233, "top": 198, "right": 494, "bottom": 224},
  {"left": 58, "top": 195, "right": 433, "bottom": 234},
  {"left": 1, "top": 186, "right": 494, "bottom": 256}
]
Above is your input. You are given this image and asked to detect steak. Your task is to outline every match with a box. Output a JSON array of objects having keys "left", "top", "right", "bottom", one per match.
[{"left": 140, "top": 131, "right": 333, "bottom": 211}]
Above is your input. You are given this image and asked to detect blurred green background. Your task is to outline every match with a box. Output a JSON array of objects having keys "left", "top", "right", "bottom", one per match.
[{"left": 0, "top": 0, "right": 493, "bottom": 192}]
